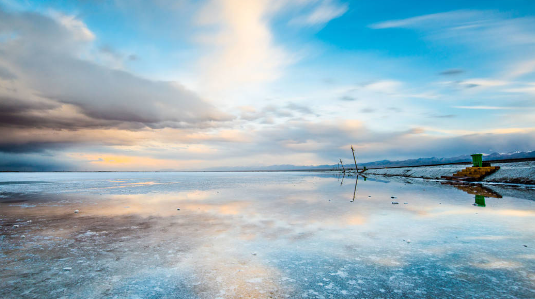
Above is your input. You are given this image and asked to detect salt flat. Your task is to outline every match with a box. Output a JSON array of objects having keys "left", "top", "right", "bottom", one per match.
[{"left": 1, "top": 172, "right": 534, "bottom": 298}]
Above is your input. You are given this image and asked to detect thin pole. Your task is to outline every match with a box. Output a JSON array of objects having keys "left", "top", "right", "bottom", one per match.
[{"left": 351, "top": 145, "right": 358, "bottom": 172}]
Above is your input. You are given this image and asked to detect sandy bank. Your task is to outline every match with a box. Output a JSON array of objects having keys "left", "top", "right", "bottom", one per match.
[{"left": 362, "top": 161, "right": 535, "bottom": 185}]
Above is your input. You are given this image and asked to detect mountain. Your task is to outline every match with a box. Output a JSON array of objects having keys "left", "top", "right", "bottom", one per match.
[{"left": 203, "top": 151, "right": 535, "bottom": 171}]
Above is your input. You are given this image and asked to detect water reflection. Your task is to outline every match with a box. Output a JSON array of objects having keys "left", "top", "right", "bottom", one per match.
[
  {"left": 444, "top": 182, "right": 503, "bottom": 198},
  {"left": 1, "top": 172, "right": 534, "bottom": 298},
  {"left": 442, "top": 182, "right": 504, "bottom": 207},
  {"left": 351, "top": 175, "right": 358, "bottom": 202},
  {"left": 475, "top": 194, "right": 486, "bottom": 207}
]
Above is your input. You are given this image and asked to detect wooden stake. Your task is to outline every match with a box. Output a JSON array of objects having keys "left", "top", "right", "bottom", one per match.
[{"left": 351, "top": 145, "right": 358, "bottom": 172}]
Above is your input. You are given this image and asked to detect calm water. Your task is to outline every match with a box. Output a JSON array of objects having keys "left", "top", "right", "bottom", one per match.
[{"left": 1, "top": 172, "right": 535, "bottom": 298}]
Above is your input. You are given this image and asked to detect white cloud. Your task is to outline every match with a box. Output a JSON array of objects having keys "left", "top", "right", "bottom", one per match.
[
  {"left": 504, "top": 83, "right": 535, "bottom": 94},
  {"left": 50, "top": 12, "right": 95, "bottom": 41},
  {"left": 291, "top": 0, "right": 348, "bottom": 26},
  {"left": 362, "top": 80, "right": 403, "bottom": 93},
  {"left": 370, "top": 10, "right": 535, "bottom": 49},
  {"left": 461, "top": 79, "right": 509, "bottom": 88},
  {"left": 195, "top": 0, "right": 291, "bottom": 93},
  {"left": 505, "top": 59, "right": 535, "bottom": 79},
  {"left": 369, "top": 10, "right": 480, "bottom": 29},
  {"left": 453, "top": 106, "right": 516, "bottom": 110}
]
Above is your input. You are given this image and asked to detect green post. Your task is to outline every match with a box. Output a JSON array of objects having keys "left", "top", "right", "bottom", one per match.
[{"left": 471, "top": 154, "right": 483, "bottom": 167}]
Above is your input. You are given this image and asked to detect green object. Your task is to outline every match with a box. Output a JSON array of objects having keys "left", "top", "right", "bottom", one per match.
[
  {"left": 471, "top": 154, "right": 483, "bottom": 167},
  {"left": 475, "top": 195, "right": 486, "bottom": 207}
]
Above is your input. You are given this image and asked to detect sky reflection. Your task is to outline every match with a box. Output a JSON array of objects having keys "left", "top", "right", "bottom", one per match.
[{"left": 1, "top": 172, "right": 534, "bottom": 298}]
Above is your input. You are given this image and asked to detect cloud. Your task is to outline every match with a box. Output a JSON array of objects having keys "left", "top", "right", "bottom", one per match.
[
  {"left": 238, "top": 103, "right": 315, "bottom": 122},
  {"left": 361, "top": 80, "right": 403, "bottom": 93},
  {"left": 369, "top": 10, "right": 480, "bottom": 30},
  {"left": 225, "top": 119, "right": 535, "bottom": 167},
  {"left": 505, "top": 59, "right": 535, "bottom": 79},
  {"left": 504, "top": 83, "right": 535, "bottom": 94},
  {"left": 0, "top": 8, "right": 235, "bottom": 156},
  {"left": 0, "top": 9, "right": 231, "bottom": 131},
  {"left": 460, "top": 79, "right": 508, "bottom": 88},
  {"left": 429, "top": 114, "right": 456, "bottom": 119},
  {"left": 370, "top": 9, "right": 535, "bottom": 99},
  {"left": 291, "top": 0, "right": 348, "bottom": 27},
  {"left": 440, "top": 69, "right": 464, "bottom": 76},
  {"left": 1, "top": 4, "right": 533, "bottom": 171},
  {"left": 195, "top": 0, "right": 290, "bottom": 92},
  {"left": 453, "top": 106, "right": 517, "bottom": 110},
  {"left": 440, "top": 78, "right": 510, "bottom": 90},
  {"left": 370, "top": 10, "right": 535, "bottom": 49},
  {"left": 0, "top": 152, "right": 76, "bottom": 171},
  {"left": 50, "top": 11, "right": 95, "bottom": 41},
  {"left": 339, "top": 95, "right": 356, "bottom": 101},
  {"left": 0, "top": 65, "right": 17, "bottom": 79},
  {"left": 285, "top": 102, "right": 314, "bottom": 115}
]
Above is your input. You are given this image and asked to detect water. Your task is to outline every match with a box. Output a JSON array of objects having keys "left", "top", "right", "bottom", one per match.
[{"left": 1, "top": 172, "right": 534, "bottom": 298}]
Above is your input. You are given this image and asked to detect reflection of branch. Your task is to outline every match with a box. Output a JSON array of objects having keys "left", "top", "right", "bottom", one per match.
[
  {"left": 351, "top": 175, "right": 358, "bottom": 202},
  {"left": 340, "top": 172, "right": 345, "bottom": 186}
]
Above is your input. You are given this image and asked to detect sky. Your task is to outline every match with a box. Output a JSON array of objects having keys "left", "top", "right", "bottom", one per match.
[{"left": 1, "top": 0, "right": 535, "bottom": 171}]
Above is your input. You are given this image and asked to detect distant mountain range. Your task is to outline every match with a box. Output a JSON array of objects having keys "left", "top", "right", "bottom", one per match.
[
  {"left": 358, "top": 151, "right": 535, "bottom": 169},
  {"left": 204, "top": 151, "right": 535, "bottom": 171}
]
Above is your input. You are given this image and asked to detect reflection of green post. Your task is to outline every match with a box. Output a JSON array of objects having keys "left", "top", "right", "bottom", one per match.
[
  {"left": 471, "top": 154, "right": 483, "bottom": 167},
  {"left": 475, "top": 195, "right": 486, "bottom": 207},
  {"left": 364, "top": 177, "right": 367, "bottom": 181}
]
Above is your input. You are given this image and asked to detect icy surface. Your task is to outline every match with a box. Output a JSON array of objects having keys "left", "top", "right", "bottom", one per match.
[{"left": 1, "top": 172, "right": 535, "bottom": 298}]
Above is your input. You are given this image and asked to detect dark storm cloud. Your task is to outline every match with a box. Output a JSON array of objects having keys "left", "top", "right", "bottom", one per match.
[
  {"left": 0, "top": 142, "right": 70, "bottom": 153},
  {"left": 0, "top": 8, "right": 231, "bottom": 131},
  {"left": 0, "top": 152, "right": 75, "bottom": 171},
  {"left": 0, "top": 95, "right": 58, "bottom": 114}
]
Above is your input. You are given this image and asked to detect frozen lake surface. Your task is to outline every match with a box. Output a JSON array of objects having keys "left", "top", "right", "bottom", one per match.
[{"left": 1, "top": 172, "right": 535, "bottom": 298}]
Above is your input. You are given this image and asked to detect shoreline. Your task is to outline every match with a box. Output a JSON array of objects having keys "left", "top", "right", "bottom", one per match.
[{"left": 357, "top": 160, "right": 535, "bottom": 185}]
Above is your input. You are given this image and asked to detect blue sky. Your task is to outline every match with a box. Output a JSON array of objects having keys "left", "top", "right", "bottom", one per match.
[{"left": 0, "top": 0, "right": 534, "bottom": 170}]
